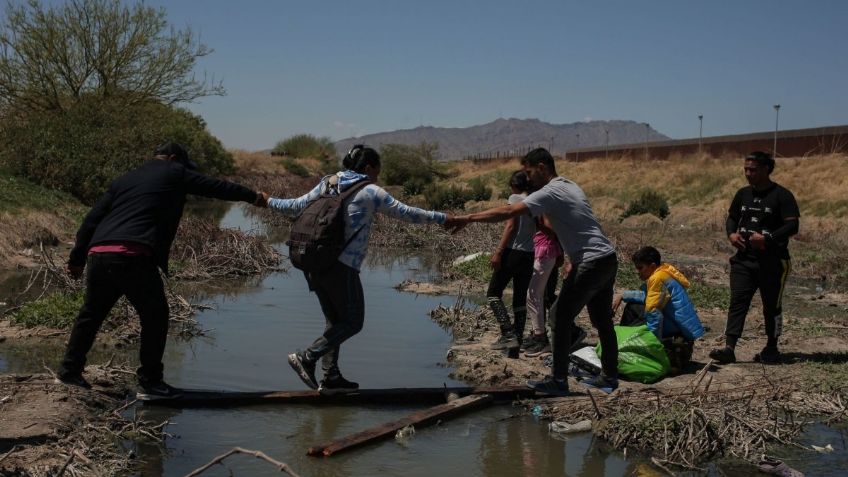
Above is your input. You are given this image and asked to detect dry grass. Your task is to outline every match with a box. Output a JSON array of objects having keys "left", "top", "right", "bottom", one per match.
[{"left": 0, "top": 211, "right": 71, "bottom": 265}]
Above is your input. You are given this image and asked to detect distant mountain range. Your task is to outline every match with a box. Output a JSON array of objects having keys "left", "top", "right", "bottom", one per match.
[{"left": 334, "top": 118, "right": 669, "bottom": 161}]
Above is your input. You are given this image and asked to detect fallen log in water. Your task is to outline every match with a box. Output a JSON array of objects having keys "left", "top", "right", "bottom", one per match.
[
  {"left": 140, "top": 385, "right": 536, "bottom": 407},
  {"left": 307, "top": 393, "right": 495, "bottom": 457}
]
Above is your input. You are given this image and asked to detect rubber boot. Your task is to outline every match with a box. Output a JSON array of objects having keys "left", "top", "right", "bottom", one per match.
[{"left": 489, "top": 298, "right": 518, "bottom": 350}]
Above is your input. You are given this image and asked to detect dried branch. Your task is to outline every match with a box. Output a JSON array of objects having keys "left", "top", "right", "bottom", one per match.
[{"left": 183, "top": 447, "right": 302, "bottom": 477}]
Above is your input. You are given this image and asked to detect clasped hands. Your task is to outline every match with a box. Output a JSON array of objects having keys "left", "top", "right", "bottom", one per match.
[{"left": 443, "top": 215, "right": 469, "bottom": 234}]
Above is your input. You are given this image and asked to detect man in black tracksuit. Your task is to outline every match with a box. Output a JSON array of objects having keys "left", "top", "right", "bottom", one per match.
[
  {"left": 710, "top": 151, "right": 799, "bottom": 365},
  {"left": 57, "top": 142, "right": 266, "bottom": 399}
]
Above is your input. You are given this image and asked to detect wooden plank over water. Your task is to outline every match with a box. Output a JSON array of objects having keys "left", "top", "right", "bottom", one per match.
[
  {"left": 141, "top": 385, "right": 535, "bottom": 407},
  {"left": 307, "top": 393, "right": 495, "bottom": 457}
]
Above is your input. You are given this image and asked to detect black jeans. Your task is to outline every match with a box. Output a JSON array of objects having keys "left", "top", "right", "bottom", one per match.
[
  {"left": 550, "top": 253, "right": 618, "bottom": 379},
  {"left": 486, "top": 249, "right": 534, "bottom": 312},
  {"left": 305, "top": 261, "right": 365, "bottom": 376},
  {"left": 59, "top": 253, "right": 169, "bottom": 384},
  {"left": 725, "top": 254, "right": 791, "bottom": 341}
]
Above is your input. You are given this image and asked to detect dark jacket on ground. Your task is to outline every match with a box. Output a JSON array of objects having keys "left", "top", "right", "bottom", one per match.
[{"left": 68, "top": 159, "right": 258, "bottom": 274}]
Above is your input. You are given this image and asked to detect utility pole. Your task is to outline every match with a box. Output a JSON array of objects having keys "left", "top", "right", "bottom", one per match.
[
  {"left": 576, "top": 133, "right": 580, "bottom": 161},
  {"left": 698, "top": 115, "right": 703, "bottom": 156},
  {"left": 773, "top": 104, "right": 781, "bottom": 157}
]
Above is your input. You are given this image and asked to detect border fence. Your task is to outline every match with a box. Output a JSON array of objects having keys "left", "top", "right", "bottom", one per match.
[{"left": 466, "top": 125, "right": 848, "bottom": 163}]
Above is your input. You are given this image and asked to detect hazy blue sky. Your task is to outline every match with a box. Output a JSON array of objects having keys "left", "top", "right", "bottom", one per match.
[{"left": 150, "top": 0, "right": 847, "bottom": 149}]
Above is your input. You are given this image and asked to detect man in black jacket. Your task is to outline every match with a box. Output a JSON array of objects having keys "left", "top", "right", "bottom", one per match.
[
  {"left": 710, "top": 151, "right": 800, "bottom": 365},
  {"left": 57, "top": 142, "right": 267, "bottom": 399}
]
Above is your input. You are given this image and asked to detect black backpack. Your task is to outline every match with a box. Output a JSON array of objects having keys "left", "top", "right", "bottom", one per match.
[{"left": 286, "top": 178, "right": 371, "bottom": 273}]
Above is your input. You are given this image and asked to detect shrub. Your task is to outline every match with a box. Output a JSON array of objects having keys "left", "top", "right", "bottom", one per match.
[
  {"left": 272, "top": 134, "right": 336, "bottom": 160},
  {"left": 0, "top": 96, "right": 233, "bottom": 204},
  {"left": 451, "top": 253, "right": 493, "bottom": 283},
  {"left": 281, "top": 158, "right": 310, "bottom": 177},
  {"left": 379, "top": 142, "right": 448, "bottom": 187},
  {"left": 467, "top": 177, "right": 493, "bottom": 202},
  {"left": 423, "top": 183, "right": 471, "bottom": 210},
  {"left": 9, "top": 290, "right": 84, "bottom": 329},
  {"left": 402, "top": 177, "right": 429, "bottom": 197},
  {"left": 621, "top": 190, "right": 670, "bottom": 221}
]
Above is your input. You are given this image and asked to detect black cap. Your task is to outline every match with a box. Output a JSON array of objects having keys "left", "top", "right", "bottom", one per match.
[{"left": 154, "top": 142, "right": 197, "bottom": 170}]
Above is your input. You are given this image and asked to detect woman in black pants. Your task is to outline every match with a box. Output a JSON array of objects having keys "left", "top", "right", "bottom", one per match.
[{"left": 487, "top": 171, "right": 536, "bottom": 355}]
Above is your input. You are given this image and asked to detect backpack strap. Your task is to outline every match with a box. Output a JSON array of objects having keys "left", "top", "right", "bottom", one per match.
[{"left": 339, "top": 180, "right": 372, "bottom": 249}]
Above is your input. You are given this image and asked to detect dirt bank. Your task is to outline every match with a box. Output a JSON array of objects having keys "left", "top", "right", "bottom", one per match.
[
  {"left": 0, "top": 363, "right": 165, "bottom": 476},
  {"left": 426, "top": 278, "right": 848, "bottom": 472}
]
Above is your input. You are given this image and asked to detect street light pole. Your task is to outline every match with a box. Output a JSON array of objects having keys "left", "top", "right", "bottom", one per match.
[
  {"left": 698, "top": 115, "right": 703, "bottom": 156},
  {"left": 576, "top": 133, "right": 580, "bottom": 161},
  {"left": 773, "top": 104, "right": 781, "bottom": 157}
]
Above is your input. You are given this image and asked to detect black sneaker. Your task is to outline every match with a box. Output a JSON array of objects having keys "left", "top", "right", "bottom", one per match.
[
  {"left": 136, "top": 381, "right": 183, "bottom": 400},
  {"left": 524, "top": 334, "right": 552, "bottom": 357},
  {"left": 527, "top": 376, "right": 570, "bottom": 397},
  {"left": 490, "top": 332, "right": 519, "bottom": 350},
  {"left": 569, "top": 327, "right": 588, "bottom": 352},
  {"left": 709, "top": 346, "right": 737, "bottom": 364},
  {"left": 753, "top": 347, "right": 781, "bottom": 364},
  {"left": 288, "top": 351, "right": 318, "bottom": 390},
  {"left": 319, "top": 374, "right": 360, "bottom": 395},
  {"left": 55, "top": 373, "right": 92, "bottom": 390},
  {"left": 580, "top": 373, "right": 619, "bottom": 394}
]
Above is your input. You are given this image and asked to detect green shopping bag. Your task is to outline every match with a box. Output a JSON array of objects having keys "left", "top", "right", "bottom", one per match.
[{"left": 597, "top": 325, "right": 671, "bottom": 384}]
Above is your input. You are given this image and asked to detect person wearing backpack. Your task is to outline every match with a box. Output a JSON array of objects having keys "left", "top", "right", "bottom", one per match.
[{"left": 266, "top": 145, "right": 455, "bottom": 394}]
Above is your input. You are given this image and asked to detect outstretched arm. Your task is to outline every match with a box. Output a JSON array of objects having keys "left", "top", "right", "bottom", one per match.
[
  {"left": 267, "top": 181, "right": 324, "bottom": 217},
  {"left": 447, "top": 202, "right": 530, "bottom": 234},
  {"left": 375, "top": 188, "right": 446, "bottom": 224}
]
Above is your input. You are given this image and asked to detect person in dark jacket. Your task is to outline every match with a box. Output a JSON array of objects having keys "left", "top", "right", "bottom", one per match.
[
  {"left": 56, "top": 142, "right": 267, "bottom": 399},
  {"left": 710, "top": 151, "right": 799, "bottom": 365}
]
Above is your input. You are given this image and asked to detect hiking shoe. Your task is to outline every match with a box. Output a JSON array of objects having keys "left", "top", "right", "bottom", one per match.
[
  {"left": 754, "top": 347, "right": 781, "bottom": 364},
  {"left": 580, "top": 374, "right": 619, "bottom": 394},
  {"left": 709, "top": 346, "right": 737, "bottom": 364},
  {"left": 55, "top": 373, "right": 92, "bottom": 390},
  {"left": 319, "top": 374, "right": 360, "bottom": 395},
  {"left": 490, "top": 332, "right": 519, "bottom": 350},
  {"left": 288, "top": 351, "right": 318, "bottom": 390},
  {"left": 542, "top": 355, "right": 553, "bottom": 368},
  {"left": 136, "top": 381, "right": 183, "bottom": 400},
  {"left": 524, "top": 334, "right": 552, "bottom": 357},
  {"left": 527, "top": 376, "right": 570, "bottom": 397},
  {"left": 569, "top": 327, "right": 588, "bottom": 352}
]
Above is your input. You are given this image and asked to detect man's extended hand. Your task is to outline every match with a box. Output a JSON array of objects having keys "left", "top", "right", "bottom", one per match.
[
  {"left": 443, "top": 215, "right": 468, "bottom": 234},
  {"left": 67, "top": 264, "right": 84, "bottom": 280},
  {"left": 728, "top": 232, "right": 747, "bottom": 251},
  {"left": 253, "top": 191, "right": 269, "bottom": 207}
]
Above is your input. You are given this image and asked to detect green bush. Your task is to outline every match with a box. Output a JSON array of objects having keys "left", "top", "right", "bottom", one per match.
[
  {"left": 379, "top": 142, "right": 448, "bottom": 187},
  {"left": 423, "top": 183, "right": 471, "bottom": 210},
  {"left": 402, "top": 177, "right": 429, "bottom": 197},
  {"left": 0, "top": 96, "right": 234, "bottom": 205},
  {"left": 9, "top": 290, "right": 84, "bottom": 329},
  {"left": 621, "top": 190, "right": 670, "bottom": 221},
  {"left": 452, "top": 253, "right": 493, "bottom": 283},
  {"left": 273, "top": 134, "right": 336, "bottom": 159},
  {"left": 281, "top": 158, "right": 310, "bottom": 177},
  {"left": 467, "top": 177, "right": 493, "bottom": 202}
]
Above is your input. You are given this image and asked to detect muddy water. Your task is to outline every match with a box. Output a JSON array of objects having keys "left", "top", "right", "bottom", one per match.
[{"left": 132, "top": 205, "right": 633, "bottom": 476}]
